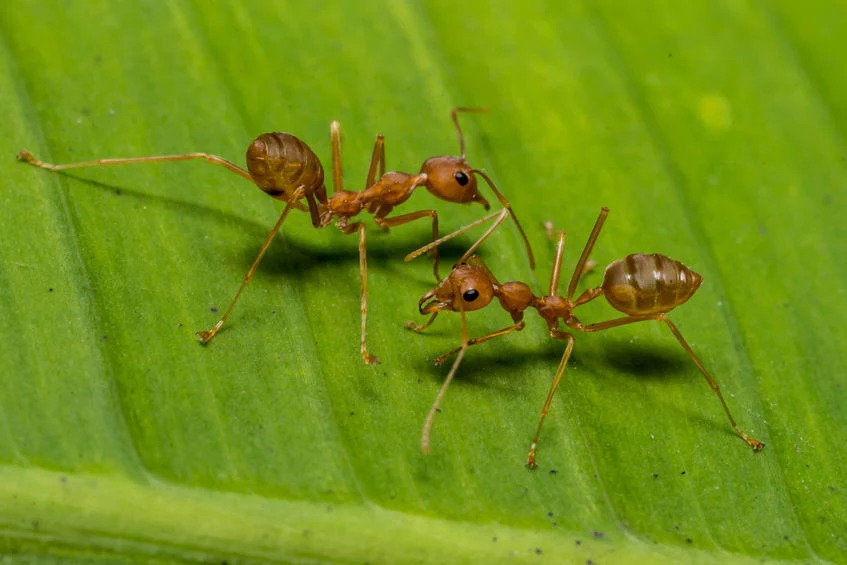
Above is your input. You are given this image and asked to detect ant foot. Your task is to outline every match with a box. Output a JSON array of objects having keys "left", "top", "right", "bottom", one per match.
[
  {"left": 363, "top": 352, "right": 380, "bottom": 365},
  {"left": 525, "top": 449, "right": 539, "bottom": 470},
  {"left": 748, "top": 438, "right": 765, "bottom": 452},
  {"left": 196, "top": 330, "right": 215, "bottom": 344},
  {"left": 405, "top": 320, "right": 426, "bottom": 332},
  {"left": 541, "top": 220, "right": 555, "bottom": 240}
]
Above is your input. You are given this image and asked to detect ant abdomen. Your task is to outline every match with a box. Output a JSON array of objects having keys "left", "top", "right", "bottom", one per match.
[
  {"left": 246, "top": 132, "right": 326, "bottom": 203},
  {"left": 603, "top": 253, "right": 702, "bottom": 316}
]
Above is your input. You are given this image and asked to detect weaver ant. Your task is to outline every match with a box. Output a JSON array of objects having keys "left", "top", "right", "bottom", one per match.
[
  {"left": 409, "top": 207, "right": 765, "bottom": 467},
  {"left": 17, "top": 108, "right": 534, "bottom": 364}
]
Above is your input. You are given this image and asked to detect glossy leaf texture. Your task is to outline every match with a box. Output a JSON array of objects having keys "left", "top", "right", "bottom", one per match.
[{"left": 0, "top": 1, "right": 844, "bottom": 563}]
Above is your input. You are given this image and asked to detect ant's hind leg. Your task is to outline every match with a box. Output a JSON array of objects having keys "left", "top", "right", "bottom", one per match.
[
  {"left": 197, "top": 188, "right": 305, "bottom": 343},
  {"left": 18, "top": 150, "right": 254, "bottom": 182},
  {"left": 575, "top": 313, "right": 765, "bottom": 452},
  {"left": 660, "top": 316, "right": 765, "bottom": 451}
]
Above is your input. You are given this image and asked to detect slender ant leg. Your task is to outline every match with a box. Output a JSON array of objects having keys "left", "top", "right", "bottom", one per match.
[{"left": 197, "top": 187, "right": 305, "bottom": 342}]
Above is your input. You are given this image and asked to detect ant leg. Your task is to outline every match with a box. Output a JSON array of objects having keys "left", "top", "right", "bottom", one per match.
[
  {"left": 549, "top": 231, "right": 567, "bottom": 296},
  {"left": 660, "top": 316, "right": 765, "bottom": 451},
  {"left": 17, "top": 150, "right": 254, "bottom": 183},
  {"left": 471, "top": 169, "right": 535, "bottom": 269},
  {"left": 432, "top": 321, "right": 525, "bottom": 366},
  {"left": 330, "top": 121, "right": 344, "bottom": 195},
  {"left": 404, "top": 209, "right": 504, "bottom": 263},
  {"left": 376, "top": 209, "right": 441, "bottom": 280},
  {"left": 527, "top": 330, "right": 575, "bottom": 469},
  {"left": 421, "top": 340, "right": 467, "bottom": 454},
  {"left": 197, "top": 187, "right": 305, "bottom": 342},
  {"left": 571, "top": 286, "right": 605, "bottom": 308},
  {"left": 405, "top": 311, "right": 438, "bottom": 332},
  {"left": 366, "top": 134, "right": 386, "bottom": 188},
  {"left": 340, "top": 221, "right": 379, "bottom": 365},
  {"left": 573, "top": 313, "right": 765, "bottom": 451},
  {"left": 422, "top": 305, "right": 470, "bottom": 455},
  {"left": 566, "top": 207, "right": 609, "bottom": 301}
]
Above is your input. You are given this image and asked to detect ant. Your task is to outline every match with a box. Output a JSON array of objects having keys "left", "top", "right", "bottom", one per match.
[
  {"left": 17, "top": 108, "right": 534, "bottom": 365},
  {"left": 409, "top": 207, "right": 765, "bottom": 468}
]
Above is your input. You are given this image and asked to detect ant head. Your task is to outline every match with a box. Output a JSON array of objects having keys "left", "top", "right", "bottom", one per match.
[
  {"left": 419, "top": 263, "right": 495, "bottom": 315},
  {"left": 420, "top": 156, "right": 490, "bottom": 210}
]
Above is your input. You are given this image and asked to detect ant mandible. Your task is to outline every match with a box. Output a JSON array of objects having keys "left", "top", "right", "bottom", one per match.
[
  {"left": 409, "top": 207, "right": 765, "bottom": 467},
  {"left": 17, "top": 108, "right": 534, "bottom": 365}
]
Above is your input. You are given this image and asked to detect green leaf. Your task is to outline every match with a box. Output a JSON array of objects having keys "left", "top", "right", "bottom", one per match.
[{"left": 1, "top": 1, "right": 844, "bottom": 563}]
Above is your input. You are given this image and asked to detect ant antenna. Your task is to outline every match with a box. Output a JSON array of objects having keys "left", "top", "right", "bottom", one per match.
[{"left": 451, "top": 107, "right": 489, "bottom": 159}]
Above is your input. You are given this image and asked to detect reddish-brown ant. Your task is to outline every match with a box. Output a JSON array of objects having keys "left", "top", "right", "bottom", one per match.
[
  {"left": 17, "top": 108, "right": 534, "bottom": 364},
  {"left": 409, "top": 207, "right": 765, "bottom": 467}
]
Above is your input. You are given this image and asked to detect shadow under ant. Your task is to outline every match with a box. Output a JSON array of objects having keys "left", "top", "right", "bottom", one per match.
[
  {"left": 578, "top": 336, "right": 691, "bottom": 382},
  {"left": 47, "top": 170, "right": 490, "bottom": 289}
]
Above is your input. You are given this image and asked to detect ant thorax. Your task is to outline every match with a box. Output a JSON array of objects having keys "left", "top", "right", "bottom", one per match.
[{"left": 362, "top": 171, "right": 428, "bottom": 214}]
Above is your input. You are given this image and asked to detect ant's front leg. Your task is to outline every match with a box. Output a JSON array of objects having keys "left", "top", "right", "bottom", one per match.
[
  {"left": 375, "top": 209, "right": 441, "bottom": 280},
  {"left": 432, "top": 321, "right": 525, "bottom": 366},
  {"left": 405, "top": 311, "right": 439, "bottom": 332}
]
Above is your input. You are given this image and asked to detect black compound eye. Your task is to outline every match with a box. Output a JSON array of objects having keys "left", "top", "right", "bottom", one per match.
[
  {"left": 462, "top": 289, "right": 480, "bottom": 302},
  {"left": 454, "top": 171, "right": 470, "bottom": 186}
]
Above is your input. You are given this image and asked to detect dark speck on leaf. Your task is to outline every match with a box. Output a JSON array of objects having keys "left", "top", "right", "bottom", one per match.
[
  {"left": 549, "top": 469, "right": 557, "bottom": 475},
  {"left": 115, "top": 189, "right": 122, "bottom": 196},
  {"left": 49, "top": 288, "right": 54, "bottom": 292},
  {"left": 350, "top": 411, "right": 355, "bottom": 416},
  {"left": 593, "top": 531, "right": 604, "bottom": 538},
  {"left": 680, "top": 471, "right": 686, "bottom": 475},
  {"left": 535, "top": 548, "right": 542, "bottom": 555},
  {"left": 547, "top": 512, "right": 553, "bottom": 517},
  {"left": 686, "top": 538, "right": 692, "bottom": 544},
  {"left": 575, "top": 540, "right": 581, "bottom": 546},
  {"left": 652, "top": 473, "right": 659, "bottom": 478},
  {"left": 492, "top": 537, "right": 497, "bottom": 542},
  {"left": 210, "top": 307, "right": 219, "bottom": 313}
]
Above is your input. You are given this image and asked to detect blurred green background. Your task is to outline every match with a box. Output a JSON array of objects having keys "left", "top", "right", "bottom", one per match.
[{"left": 0, "top": 1, "right": 844, "bottom": 563}]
